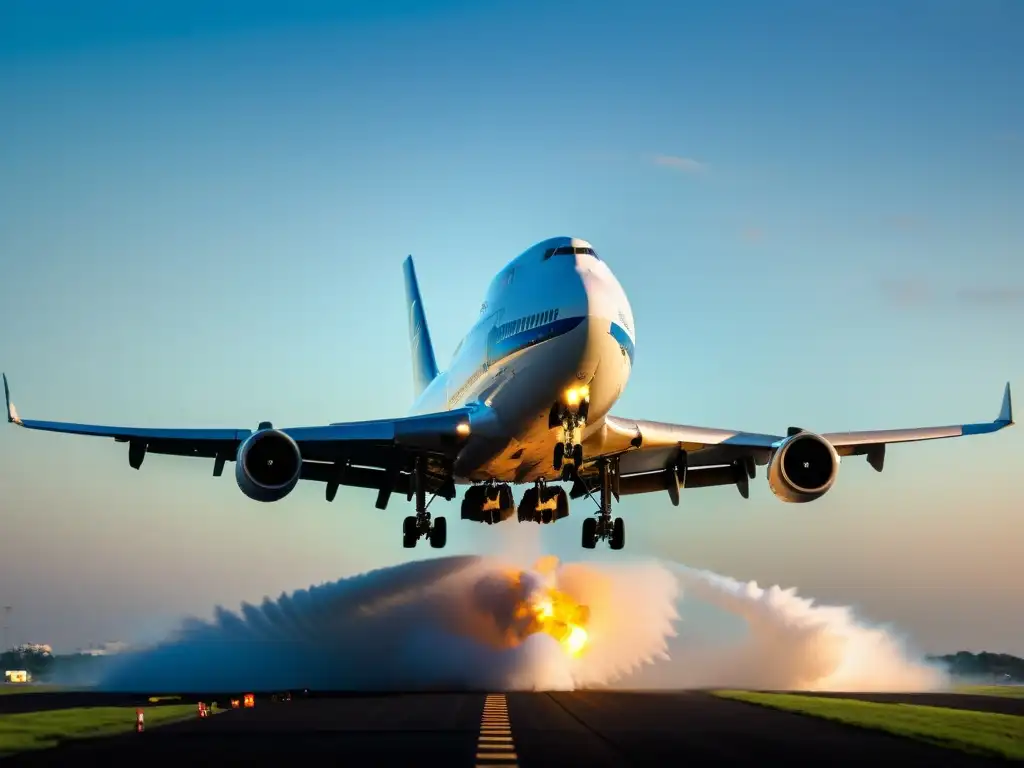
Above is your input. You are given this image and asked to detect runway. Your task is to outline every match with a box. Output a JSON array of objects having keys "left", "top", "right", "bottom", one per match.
[{"left": 3, "top": 691, "right": 1013, "bottom": 766}]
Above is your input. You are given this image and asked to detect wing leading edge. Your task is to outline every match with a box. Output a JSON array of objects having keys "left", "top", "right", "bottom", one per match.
[{"left": 3, "top": 373, "right": 473, "bottom": 502}]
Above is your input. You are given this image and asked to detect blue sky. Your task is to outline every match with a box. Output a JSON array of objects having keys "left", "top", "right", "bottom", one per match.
[{"left": 0, "top": 0, "right": 1021, "bottom": 655}]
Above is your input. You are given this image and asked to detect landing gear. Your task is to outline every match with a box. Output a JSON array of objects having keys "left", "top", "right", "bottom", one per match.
[
  {"left": 403, "top": 456, "right": 446, "bottom": 548},
  {"left": 552, "top": 393, "right": 588, "bottom": 480},
  {"left": 580, "top": 458, "right": 625, "bottom": 550},
  {"left": 519, "top": 480, "right": 570, "bottom": 524},
  {"left": 461, "top": 483, "right": 515, "bottom": 524}
]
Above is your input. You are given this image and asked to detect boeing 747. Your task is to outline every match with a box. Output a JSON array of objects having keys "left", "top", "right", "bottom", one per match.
[{"left": 4, "top": 237, "right": 1014, "bottom": 550}]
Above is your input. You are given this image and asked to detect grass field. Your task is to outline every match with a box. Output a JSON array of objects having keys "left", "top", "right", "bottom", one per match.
[
  {"left": 0, "top": 704, "right": 198, "bottom": 754},
  {"left": 954, "top": 684, "right": 1024, "bottom": 699},
  {"left": 714, "top": 691, "right": 1024, "bottom": 760}
]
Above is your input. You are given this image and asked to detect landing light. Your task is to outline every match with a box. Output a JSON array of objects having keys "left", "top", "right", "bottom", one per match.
[
  {"left": 565, "top": 385, "right": 590, "bottom": 406},
  {"left": 456, "top": 423, "right": 471, "bottom": 436}
]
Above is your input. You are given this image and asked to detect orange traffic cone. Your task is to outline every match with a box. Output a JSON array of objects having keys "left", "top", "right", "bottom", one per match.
[{"left": 136, "top": 709, "right": 145, "bottom": 733}]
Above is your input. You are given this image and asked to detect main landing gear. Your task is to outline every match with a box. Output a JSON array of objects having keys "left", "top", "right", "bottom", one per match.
[
  {"left": 403, "top": 456, "right": 446, "bottom": 549},
  {"left": 518, "top": 480, "right": 570, "bottom": 524},
  {"left": 580, "top": 457, "right": 624, "bottom": 550},
  {"left": 461, "top": 483, "right": 516, "bottom": 524}
]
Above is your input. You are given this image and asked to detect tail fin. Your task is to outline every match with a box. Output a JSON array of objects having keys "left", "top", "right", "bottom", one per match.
[{"left": 402, "top": 256, "right": 440, "bottom": 397}]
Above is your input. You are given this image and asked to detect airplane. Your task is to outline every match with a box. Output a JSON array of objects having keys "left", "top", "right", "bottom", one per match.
[{"left": 3, "top": 236, "right": 1015, "bottom": 551}]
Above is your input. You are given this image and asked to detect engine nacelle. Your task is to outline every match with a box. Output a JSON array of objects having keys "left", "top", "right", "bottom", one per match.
[
  {"left": 767, "top": 431, "right": 840, "bottom": 503},
  {"left": 235, "top": 429, "right": 302, "bottom": 502}
]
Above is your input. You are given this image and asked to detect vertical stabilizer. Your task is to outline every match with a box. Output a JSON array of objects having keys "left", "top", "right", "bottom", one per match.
[{"left": 402, "top": 256, "right": 440, "bottom": 397}]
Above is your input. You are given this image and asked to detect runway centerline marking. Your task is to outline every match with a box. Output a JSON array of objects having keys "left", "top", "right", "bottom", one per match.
[{"left": 477, "top": 694, "right": 518, "bottom": 768}]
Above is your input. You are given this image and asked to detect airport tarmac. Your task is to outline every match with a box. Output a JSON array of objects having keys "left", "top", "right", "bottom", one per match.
[{"left": 3, "top": 690, "right": 1014, "bottom": 766}]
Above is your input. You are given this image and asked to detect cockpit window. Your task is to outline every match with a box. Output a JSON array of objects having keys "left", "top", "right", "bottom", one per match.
[{"left": 543, "top": 246, "right": 600, "bottom": 260}]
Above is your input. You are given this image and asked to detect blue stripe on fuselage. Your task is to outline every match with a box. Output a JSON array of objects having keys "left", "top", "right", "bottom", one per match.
[
  {"left": 487, "top": 315, "right": 585, "bottom": 366},
  {"left": 610, "top": 322, "right": 635, "bottom": 364},
  {"left": 484, "top": 315, "right": 635, "bottom": 368}
]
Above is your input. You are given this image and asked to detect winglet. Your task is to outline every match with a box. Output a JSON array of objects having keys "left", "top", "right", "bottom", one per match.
[
  {"left": 998, "top": 382, "right": 1013, "bottom": 425},
  {"left": 3, "top": 374, "right": 22, "bottom": 425}
]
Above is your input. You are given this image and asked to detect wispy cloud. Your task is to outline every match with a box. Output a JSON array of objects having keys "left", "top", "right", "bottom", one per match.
[
  {"left": 651, "top": 154, "right": 707, "bottom": 174},
  {"left": 878, "top": 278, "right": 933, "bottom": 307},
  {"left": 879, "top": 279, "right": 1024, "bottom": 309},
  {"left": 955, "top": 287, "right": 1024, "bottom": 306}
]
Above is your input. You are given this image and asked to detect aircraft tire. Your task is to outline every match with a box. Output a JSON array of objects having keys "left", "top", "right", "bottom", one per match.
[
  {"left": 430, "top": 517, "right": 447, "bottom": 548},
  {"left": 582, "top": 517, "right": 597, "bottom": 549},
  {"left": 610, "top": 517, "right": 625, "bottom": 550},
  {"left": 402, "top": 516, "right": 417, "bottom": 548}
]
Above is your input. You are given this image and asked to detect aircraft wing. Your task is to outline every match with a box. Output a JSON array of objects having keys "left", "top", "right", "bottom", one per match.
[
  {"left": 4, "top": 373, "right": 473, "bottom": 505},
  {"left": 579, "top": 383, "right": 1013, "bottom": 498}
]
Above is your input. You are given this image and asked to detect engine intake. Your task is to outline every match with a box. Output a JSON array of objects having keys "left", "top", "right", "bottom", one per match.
[
  {"left": 235, "top": 429, "right": 302, "bottom": 502},
  {"left": 767, "top": 431, "right": 839, "bottom": 503}
]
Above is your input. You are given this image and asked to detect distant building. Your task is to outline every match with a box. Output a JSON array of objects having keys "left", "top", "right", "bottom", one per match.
[
  {"left": 77, "top": 641, "right": 128, "bottom": 657},
  {"left": 4, "top": 670, "right": 30, "bottom": 683},
  {"left": 11, "top": 643, "right": 52, "bottom": 656}
]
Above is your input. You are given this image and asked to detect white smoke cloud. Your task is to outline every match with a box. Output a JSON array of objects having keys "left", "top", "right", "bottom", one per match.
[
  {"left": 619, "top": 565, "right": 946, "bottom": 692},
  {"left": 97, "top": 554, "right": 946, "bottom": 693}
]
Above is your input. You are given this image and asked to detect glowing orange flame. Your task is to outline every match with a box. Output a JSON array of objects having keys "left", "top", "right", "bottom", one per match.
[{"left": 513, "top": 559, "right": 591, "bottom": 657}]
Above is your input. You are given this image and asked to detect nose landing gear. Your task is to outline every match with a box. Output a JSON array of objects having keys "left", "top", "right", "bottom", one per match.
[{"left": 552, "top": 391, "right": 589, "bottom": 481}]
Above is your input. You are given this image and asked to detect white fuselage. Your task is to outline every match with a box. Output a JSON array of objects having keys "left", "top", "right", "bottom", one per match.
[{"left": 408, "top": 237, "right": 635, "bottom": 484}]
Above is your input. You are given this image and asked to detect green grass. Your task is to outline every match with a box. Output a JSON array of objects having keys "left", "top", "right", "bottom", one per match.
[
  {"left": 0, "top": 704, "right": 198, "bottom": 755},
  {"left": 954, "top": 684, "right": 1024, "bottom": 699},
  {"left": 713, "top": 691, "right": 1024, "bottom": 761}
]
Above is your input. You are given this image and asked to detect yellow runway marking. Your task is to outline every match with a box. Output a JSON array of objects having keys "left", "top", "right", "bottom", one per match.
[{"left": 476, "top": 694, "right": 519, "bottom": 767}]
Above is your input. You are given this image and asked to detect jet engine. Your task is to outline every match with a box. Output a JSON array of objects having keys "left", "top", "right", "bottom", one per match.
[
  {"left": 766, "top": 431, "right": 840, "bottom": 503},
  {"left": 235, "top": 429, "right": 303, "bottom": 502}
]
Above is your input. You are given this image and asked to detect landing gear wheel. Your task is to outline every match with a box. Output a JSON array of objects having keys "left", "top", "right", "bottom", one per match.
[
  {"left": 402, "top": 516, "right": 417, "bottom": 548},
  {"left": 553, "top": 442, "right": 564, "bottom": 470},
  {"left": 556, "top": 490, "right": 570, "bottom": 520},
  {"left": 609, "top": 517, "right": 625, "bottom": 550},
  {"left": 519, "top": 487, "right": 537, "bottom": 522},
  {"left": 560, "top": 464, "right": 574, "bottom": 483},
  {"left": 572, "top": 443, "right": 583, "bottom": 467},
  {"left": 582, "top": 517, "right": 597, "bottom": 549},
  {"left": 429, "top": 517, "right": 447, "bottom": 548}
]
